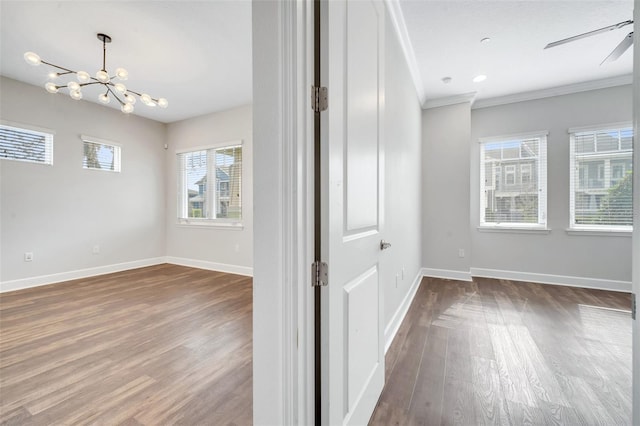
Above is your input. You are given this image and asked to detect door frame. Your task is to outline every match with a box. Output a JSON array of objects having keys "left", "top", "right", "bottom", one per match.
[{"left": 252, "top": 0, "right": 315, "bottom": 424}]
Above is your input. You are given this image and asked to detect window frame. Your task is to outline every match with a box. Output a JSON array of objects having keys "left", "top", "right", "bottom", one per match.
[
  {"left": 478, "top": 131, "right": 548, "bottom": 231},
  {"left": 568, "top": 122, "right": 633, "bottom": 233},
  {"left": 0, "top": 120, "right": 54, "bottom": 165},
  {"left": 81, "top": 135, "right": 122, "bottom": 173},
  {"left": 176, "top": 141, "right": 243, "bottom": 228}
]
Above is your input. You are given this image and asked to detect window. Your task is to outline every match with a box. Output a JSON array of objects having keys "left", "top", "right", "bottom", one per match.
[
  {"left": 570, "top": 124, "right": 633, "bottom": 230},
  {"left": 82, "top": 135, "right": 121, "bottom": 172},
  {"left": 177, "top": 143, "right": 242, "bottom": 223},
  {"left": 480, "top": 132, "right": 547, "bottom": 228},
  {"left": 0, "top": 122, "right": 53, "bottom": 165}
]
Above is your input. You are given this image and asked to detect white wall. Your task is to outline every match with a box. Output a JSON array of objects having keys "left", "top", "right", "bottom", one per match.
[
  {"left": 422, "top": 102, "right": 472, "bottom": 278},
  {"left": 470, "top": 86, "right": 632, "bottom": 285},
  {"left": 164, "top": 105, "right": 253, "bottom": 275},
  {"left": 383, "top": 12, "right": 423, "bottom": 339},
  {"left": 0, "top": 76, "right": 166, "bottom": 288},
  {"left": 631, "top": 1, "right": 639, "bottom": 422}
]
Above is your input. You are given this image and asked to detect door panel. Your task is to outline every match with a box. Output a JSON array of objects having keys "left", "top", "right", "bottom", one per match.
[{"left": 321, "top": 0, "right": 385, "bottom": 424}]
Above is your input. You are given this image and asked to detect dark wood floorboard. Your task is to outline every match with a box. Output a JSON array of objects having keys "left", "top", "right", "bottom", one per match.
[
  {"left": 370, "top": 277, "right": 632, "bottom": 426},
  {"left": 0, "top": 264, "right": 252, "bottom": 426}
]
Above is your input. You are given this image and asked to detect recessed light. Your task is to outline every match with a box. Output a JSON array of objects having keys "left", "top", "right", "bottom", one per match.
[
  {"left": 480, "top": 37, "right": 491, "bottom": 44},
  {"left": 473, "top": 74, "right": 487, "bottom": 83}
]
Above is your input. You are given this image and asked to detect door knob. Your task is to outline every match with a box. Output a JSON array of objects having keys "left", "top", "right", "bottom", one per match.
[{"left": 380, "top": 240, "right": 391, "bottom": 250}]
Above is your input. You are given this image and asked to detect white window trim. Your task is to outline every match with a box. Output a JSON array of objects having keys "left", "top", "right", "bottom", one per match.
[
  {"left": 479, "top": 131, "right": 548, "bottom": 230},
  {"left": 176, "top": 140, "right": 243, "bottom": 226},
  {"left": 568, "top": 124, "right": 633, "bottom": 232},
  {"left": 81, "top": 135, "right": 122, "bottom": 173},
  {"left": 1, "top": 120, "right": 55, "bottom": 165}
]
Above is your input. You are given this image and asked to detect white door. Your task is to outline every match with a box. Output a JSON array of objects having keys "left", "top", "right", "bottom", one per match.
[{"left": 320, "top": 0, "right": 386, "bottom": 424}]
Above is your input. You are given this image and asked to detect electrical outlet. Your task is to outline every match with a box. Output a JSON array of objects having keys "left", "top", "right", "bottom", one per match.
[
  {"left": 92, "top": 245, "right": 100, "bottom": 255},
  {"left": 458, "top": 248, "right": 465, "bottom": 258},
  {"left": 24, "top": 252, "right": 33, "bottom": 262},
  {"left": 235, "top": 243, "right": 240, "bottom": 253},
  {"left": 402, "top": 267, "right": 405, "bottom": 280}
]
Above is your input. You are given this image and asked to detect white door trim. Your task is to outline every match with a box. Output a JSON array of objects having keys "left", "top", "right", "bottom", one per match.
[{"left": 252, "top": 1, "right": 315, "bottom": 424}]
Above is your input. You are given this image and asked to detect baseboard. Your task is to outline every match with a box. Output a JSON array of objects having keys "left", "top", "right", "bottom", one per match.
[
  {"left": 469, "top": 267, "right": 632, "bottom": 293},
  {"left": 165, "top": 256, "right": 253, "bottom": 277},
  {"left": 0, "top": 257, "right": 166, "bottom": 293},
  {"left": 422, "top": 267, "right": 472, "bottom": 282},
  {"left": 384, "top": 270, "right": 423, "bottom": 353}
]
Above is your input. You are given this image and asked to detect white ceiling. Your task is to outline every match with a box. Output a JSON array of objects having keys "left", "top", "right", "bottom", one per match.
[
  {"left": 0, "top": 1, "right": 634, "bottom": 122},
  {"left": 397, "top": 0, "right": 634, "bottom": 107},
  {"left": 0, "top": 1, "right": 252, "bottom": 124}
]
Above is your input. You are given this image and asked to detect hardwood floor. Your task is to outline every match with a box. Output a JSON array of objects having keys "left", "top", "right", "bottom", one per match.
[
  {"left": 0, "top": 264, "right": 252, "bottom": 426},
  {"left": 371, "top": 277, "right": 632, "bottom": 426}
]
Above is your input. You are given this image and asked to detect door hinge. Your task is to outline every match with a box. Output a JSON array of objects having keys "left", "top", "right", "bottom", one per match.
[
  {"left": 312, "top": 261, "right": 328, "bottom": 287},
  {"left": 311, "top": 86, "right": 328, "bottom": 112},
  {"left": 632, "top": 293, "right": 637, "bottom": 320}
]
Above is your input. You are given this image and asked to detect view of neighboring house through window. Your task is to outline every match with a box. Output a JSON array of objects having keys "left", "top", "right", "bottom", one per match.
[
  {"left": 177, "top": 143, "right": 242, "bottom": 223},
  {"left": 570, "top": 124, "right": 633, "bottom": 230},
  {"left": 479, "top": 132, "right": 548, "bottom": 228},
  {"left": 82, "top": 136, "right": 121, "bottom": 172},
  {"left": 0, "top": 122, "right": 53, "bottom": 165}
]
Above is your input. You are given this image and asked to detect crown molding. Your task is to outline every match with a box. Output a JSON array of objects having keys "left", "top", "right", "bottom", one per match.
[
  {"left": 384, "top": 0, "right": 426, "bottom": 106},
  {"left": 423, "top": 92, "right": 477, "bottom": 109},
  {"left": 472, "top": 74, "right": 633, "bottom": 110}
]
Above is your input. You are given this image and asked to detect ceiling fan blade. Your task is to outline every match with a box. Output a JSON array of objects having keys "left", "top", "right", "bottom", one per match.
[
  {"left": 544, "top": 19, "right": 633, "bottom": 49},
  {"left": 601, "top": 32, "right": 634, "bottom": 65}
]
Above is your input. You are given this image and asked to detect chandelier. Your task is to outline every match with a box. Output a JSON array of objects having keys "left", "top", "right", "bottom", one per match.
[{"left": 23, "top": 33, "right": 167, "bottom": 114}]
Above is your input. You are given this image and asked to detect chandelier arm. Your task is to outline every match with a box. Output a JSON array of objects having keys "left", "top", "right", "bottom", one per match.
[
  {"left": 80, "top": 81, "right": 103, "bottom": 88},
  {"left": 106, "top": 86, "right": 125, "bottom": 105},
  {"left": 40, "top": 60, "right": 77, "bottom": 74}
]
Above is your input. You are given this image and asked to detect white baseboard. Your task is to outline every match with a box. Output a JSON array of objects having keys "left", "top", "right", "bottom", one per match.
[
  {"left": 470, "top": 267, "right": 631, "bottom": 293},
  {"left": 384, "top": 270, "right": 423, "bottom": 353},
  {"left": 422, "top": 267, "right": 472, "bottom": 282},
  {"left": 0, "top": 257, "right": 166, "bottom": 293},
  {"left": 165, "top": 256, "right": 253, "bottom": 277}
]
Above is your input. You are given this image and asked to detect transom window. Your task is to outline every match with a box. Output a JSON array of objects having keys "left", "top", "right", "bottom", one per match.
[
  {"left": 569, "top": 124, "right": 633, "bottom": 230},
  {"left": 0, "top": 122, "right": 53, "bottom": 165},
  {"left": 177, "top": 143, "right": 242, "bottom": 224},
  {"left": 82, "top": 135, "right": 121, "bottom": 172},
  {"left": 479, "top": 132, "right": 548, "bottom": 228}
]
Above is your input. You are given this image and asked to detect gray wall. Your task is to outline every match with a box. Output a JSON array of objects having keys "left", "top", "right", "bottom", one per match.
[
  {"left": 165, "top": 105, "right": 253, "bottom": 272},
  {"left": 383, "top": 13, "right": 423, "bottom": 332},
  {"left": 470, "top": 86, "right": 632, "bottom": 283},
  {"left": 422, "top": 102, "right": 472, "bottom": 275},
  {"left": 422, "top": 85, "right": 632, "bottom": 284},
  {"left": 0, "top": 76, "right": 166, "bottom": 283}
]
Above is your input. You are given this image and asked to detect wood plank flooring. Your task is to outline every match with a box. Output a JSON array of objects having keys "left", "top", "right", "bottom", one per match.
[
  {"left": 371, "top": 277, "right": 632, "bottom": 426},
  {"left": 0, "top": 264, "right": 252, "bottom": 426}
]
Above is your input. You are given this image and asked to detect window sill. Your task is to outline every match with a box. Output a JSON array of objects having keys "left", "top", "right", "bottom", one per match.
[
  {"left": 177, "top": 220, "right": 244, "bottom": 230},
  {"left": 565, "top": 227, "right": 631, "bottom": 237},
  {"left": 477, "top": 226, "right": 551, "bottom": 235}
]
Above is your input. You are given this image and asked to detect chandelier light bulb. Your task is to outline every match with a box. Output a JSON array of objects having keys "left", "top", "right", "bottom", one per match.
[
  {"left": 67, "top": 81, "right": 80, "bottom": 91},
  {"left": 98, "top": 93, "right": 111, "bottom": 104},
  {"left": 70, "top": 90, "right": 83, "bottom": 100},
  {"left": 114, "top": 83, "right": 127, "bottom": 94},
  {"left": 140, "top": 93, "right": 153, "bottom": 106},
  {"left": 115, "top": 68, "right": 128, "bottom": 80},
  {"left": 45, "top": 82, "right": 58, "bottom": 94},
  {"left": 48, "top": 72, "right": 58, "bottom": 79},
  {"left": 124, "top": 93, "right": 136, "bottom": 105},
  {"left": 157, "top": 98, "right": 168, "bottom": 108},
  {"left": 77, "top": 71, "right": 90, "bottom": 83},
  {"left": 24, "top": 51, "right": 41, "bottom": 66},
  {"left": 121, "top": 103, "right": 134, "bottom": 114},
  {"left": 96, "top": 70, "right": 110, "bottom": 83}
]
